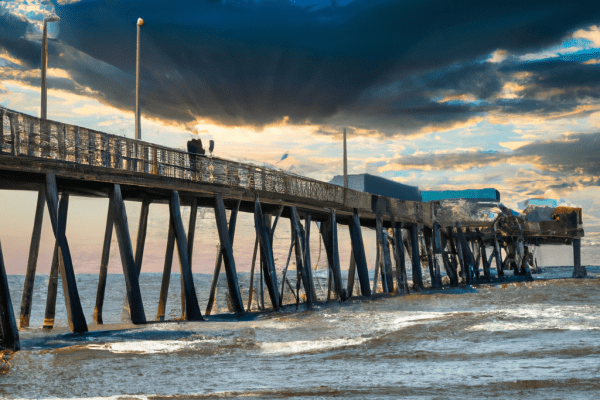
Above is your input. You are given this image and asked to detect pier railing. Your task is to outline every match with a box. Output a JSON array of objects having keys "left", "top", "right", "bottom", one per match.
[{"left": 0, "top": 106, "right": 371, "bottom": 210}]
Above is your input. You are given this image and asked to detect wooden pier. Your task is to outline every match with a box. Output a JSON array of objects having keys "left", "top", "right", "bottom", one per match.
[{"left": 0, "top": 106, "right": 585, "bottom": 352}]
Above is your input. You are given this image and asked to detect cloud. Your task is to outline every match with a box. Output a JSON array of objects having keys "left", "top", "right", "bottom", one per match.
[
  {"left": 2, "top": 0, "right": 600, "bottom": 136},
  {"left": 379, "top": 132, "right": 600, "bottom": 195}
]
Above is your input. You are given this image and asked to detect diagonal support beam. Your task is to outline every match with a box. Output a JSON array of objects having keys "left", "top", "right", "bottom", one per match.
[
  {"left": 110, "top": 184, "right": 146, "bottom": 324},
  {"left": 290, "top": 207, "right": 317, "bottom": 305},
  {"left": 381, "top": 227, "right": 394, "bottom": 293},
  {"left": 212, "top": 194, "right": 244, "bottom": 315},
  {"left": 393, "top": 224, "right": 409, "bottom": 294},
  {"left": 348, "top": 209, "right": 371, "bottom": 297},
  {"left": 169, "top": 191, "right": 203, "bottom": 321},
  {"left": 19, "top": 188, "right": 45, "bottom": 329},
  {"left": 206, "top": 198, "right": 240, "bottom": 315},
  {"left": 0, "top": 238, "right": 19, "bottom": 351},
  {"left": 93, "top": 197, "right": 115, "bottom": 325},
  {"left": 44, "top": 175, "right": 87, "bottom": 333},
  {"left": 320, "top": 210, "right": 345, "bottom": 301},
  {"left": 135, "top": 198, "right": 151, "bottom": 275},
  {"left": 254, "top": 198, "right": 280, "bottom": 310},
  {"left": 156, "top": 221, "right": 175, "bottom": 321},
  {"left": 409, "top": 224, "right": 423, "bottom": 290}
]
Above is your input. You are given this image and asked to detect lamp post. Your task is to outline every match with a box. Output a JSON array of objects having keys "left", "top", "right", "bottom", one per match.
[
  {"left": 343, "top": 127, "right": 348, "bottom": 205},
  {"left": 41, "top": 16, "right": 60, "bottom": 120},
  {"left": 343, "top": 127, "right": 348, "bottom": 190},
  {"left": 135, "top": 18, "right": 144, "bottom": 140}
]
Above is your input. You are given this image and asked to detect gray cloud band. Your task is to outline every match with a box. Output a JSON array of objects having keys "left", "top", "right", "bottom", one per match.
[{"left": 386, "top": 132, "right": 600, "bottom": 184}]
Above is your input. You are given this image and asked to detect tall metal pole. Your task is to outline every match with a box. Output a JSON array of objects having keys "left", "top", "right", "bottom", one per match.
[
  {"left": 343, "top": 127, "right": 348, "bottom": 190},
  {"left": 41, "top": 17, "right": 59, "bottom": 120},
  {"left": 135, "top": 18, "right": 144, "bottom": 140}
]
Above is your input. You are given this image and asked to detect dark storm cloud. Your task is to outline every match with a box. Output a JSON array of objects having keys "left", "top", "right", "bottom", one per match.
[
  {"left": 2, "top": 0, "right": 600, "bottom": 131},
  {"left": 385, "top": 132, "right": 600, "bottom": 185}
]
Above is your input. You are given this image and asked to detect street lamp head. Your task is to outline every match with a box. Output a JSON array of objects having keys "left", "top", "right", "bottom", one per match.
[
  {"left": 44, "top": 16, "right": 60, "bottom": 23},
  {"left": 137, "top": 18, "right": 144, "bottom": 27}
]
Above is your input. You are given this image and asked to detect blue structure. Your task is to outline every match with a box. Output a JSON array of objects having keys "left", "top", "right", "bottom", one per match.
[
  {"left": 329, "top": 174, "right": 422, "bottom": 202},
  {"left": 421, "top": 188, "right": 500, "bottom": 202}
]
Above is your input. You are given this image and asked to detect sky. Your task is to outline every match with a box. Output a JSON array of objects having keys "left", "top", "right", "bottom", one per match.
[{"left": 1, "top": 0, "right": 600, "bottom": 274}]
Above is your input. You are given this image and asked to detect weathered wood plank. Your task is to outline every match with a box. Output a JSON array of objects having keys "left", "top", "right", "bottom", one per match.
[
  {"left": 169, "top": 191, "right": 203, "bottom": 320},
  {"left": 44, "top": 175, "right": 88, "bottom": 333},
  {"left": 19, "top": 188, "right": 45, "bottom": 329},
  {"left": 110, "top": 184, "right": 146, "bottom": 324},
  {"left": 93, "top": 197, "right": 115, "bottom": 325}
]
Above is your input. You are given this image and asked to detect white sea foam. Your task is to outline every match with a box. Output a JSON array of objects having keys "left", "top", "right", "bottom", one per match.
[
  {"left": 13, "top": 397, "right": 149, "bottom": 400},
  {"left": 468, "top": 305, "right": 600, "bottom": 331},
  {"left": 259, "top": 337, "right": 367, "bottom": 355},
  {"left": 87, "top": 338, "right": 221, "bottom": 354}
]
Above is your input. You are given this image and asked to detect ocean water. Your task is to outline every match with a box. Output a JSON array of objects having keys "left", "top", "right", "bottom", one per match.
[{"left": 1, "top": 244, "right": 600, "bottom": 399}]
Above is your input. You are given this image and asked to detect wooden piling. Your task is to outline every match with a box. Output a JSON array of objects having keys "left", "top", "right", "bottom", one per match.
[
  {"left": 0, "top": 239, "right": 19, "bottom": 351},
  {"left": 348, "top": 209, "right": 371, "bottom": 297},
  {"left": 381, "top": 228, "right": 394, "bottom": 293},
  {"left": 212, "top": 194, "right": 244, "bottom": 315},
  {"left": 455, "top": 228, "right": 470, "bottom": 285},
  {"left": 320, "top": 210, "right": 345, "bottom": 300},
  {"left": 122, "top": 197, "right": 151, "bottom": 320},
  {"left": 347, "top": 250, "right": 356, "bottom": 298},
  {"left": 423, "top": 227, "right": 441, "bottom": 288},
  {"left": 478, "top": 233, "right": 491, "bottom": 282},
  {"left": 392, "top": 224, "right": 409, "bottom": 294},
  {"left": 156, "top": 221, "right": 175, "bottom": 321},
  {"left": 373, "top": 218, "right": 382, "bottom": 294},
  {"left": 440, "top": 233, "right": 458, "bottom": 286},
  {"left": 572, "top": 239, "right": 585, "bottom": 278},
  {"left": 254, "top": 198, "right": 280, "bottom": 310},
  {"left": 19, "top": 188, "right": 45, "bottom": 329},
  {"left": 110, "top": 184, "right": 146, "bottom": 324},
  {"left": 206, "top": 199, "right": 241, "bottom": 316},
  {"left": 410, "top": 224, "right": 423, "bottom": 290},
  {"left": 42, "top": 244, "right": 60, "bottom": 330},
  {"left": 247, "top": 236, "right": 259, "bottom": 311},
  {"left": 44, "top": 175, "right": 88, "bottom": 333},
  {"left": 303, "top": 215, "right": 317, "bottom": 303},
  {"left": 93, "top": 197, "right": 115, "bottom": 325},
  {"left": 423, "top": 227, "right": 436, "bottom": 288},
  {"left": 169, "top": 191, "right": 203, "bottom": 320},
  {"left": 279, "top": 230, "right": 296, "bottom": 307},
  {"left": 493, "top": 231, "right": 504, "bottom": 279},
  {"left": 290, "top": 207, "right": 316, "bottom": 305}
]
